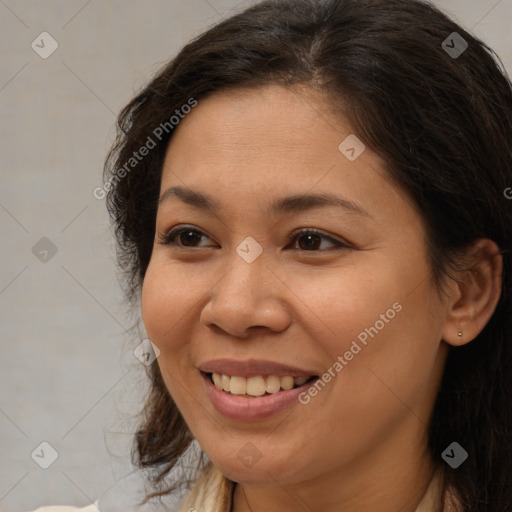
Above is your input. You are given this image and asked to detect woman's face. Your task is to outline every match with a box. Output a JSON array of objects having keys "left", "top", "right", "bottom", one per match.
[{"left": 141, "top": 85, "right": 451, "bottom": 486}]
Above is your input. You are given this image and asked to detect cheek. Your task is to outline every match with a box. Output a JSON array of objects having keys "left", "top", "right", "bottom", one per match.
[
  {"left": 140, "top": 260, "right": 199, "bottom": 411},
  {"left": 284, "top": 261, "right": 403, "bottom": 349},
  {"left": 141, "top": 263, "right": 167, "bottom": 345},
  {"left": 293, "top": 254, "right": 441, "bottom": 395},
  {"left": 141, "top": 259, "right": 195, "bottom": 360}
]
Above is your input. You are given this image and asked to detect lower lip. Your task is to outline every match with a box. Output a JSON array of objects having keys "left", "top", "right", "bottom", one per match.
[{"left": 200, "top": 371, "right": 317, "bottom": 421}]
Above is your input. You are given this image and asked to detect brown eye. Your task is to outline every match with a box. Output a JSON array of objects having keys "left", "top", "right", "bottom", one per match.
[
  {"left": 158, "top": 226, "right": 349, "bottom": 252},
  {"left": 290, "top": 229, "right": 348, "bottom": 251},
  {"left": 159, "top": 227, "right": 211, "bottom": 247}
]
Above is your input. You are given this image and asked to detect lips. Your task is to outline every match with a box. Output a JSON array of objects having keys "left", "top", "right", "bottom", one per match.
[
  {"left": 198, "top": 358, "right": 318, "bottom": 378},
  {"left": 197, "top": 358, "right": 320, "bottom": 420},
  {"left": 200, "top": 370, "right": 319, "bottom": 420}
]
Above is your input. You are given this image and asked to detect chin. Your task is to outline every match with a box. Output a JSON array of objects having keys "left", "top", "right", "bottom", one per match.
[{"left": 209, "top": 449, "right": 301, "bottom": 485}]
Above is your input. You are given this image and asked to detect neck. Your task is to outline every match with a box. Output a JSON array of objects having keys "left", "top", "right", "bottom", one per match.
[{"left": 231, "top": 423, "right": 438, "bottom": 512}]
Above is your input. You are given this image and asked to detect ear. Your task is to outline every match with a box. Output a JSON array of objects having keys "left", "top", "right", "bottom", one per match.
[{"left": 441, "top": 239, "right": 503, "bottom": 347}]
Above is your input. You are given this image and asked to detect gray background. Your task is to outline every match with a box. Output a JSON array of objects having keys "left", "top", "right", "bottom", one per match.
[{"left": 1, "top": 1, "right": 511, "bottom": 511}]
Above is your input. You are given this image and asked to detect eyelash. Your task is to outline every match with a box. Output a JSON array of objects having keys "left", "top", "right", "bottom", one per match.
[{"left": 157, "top": 225, "right": 349, "bottom": 252}]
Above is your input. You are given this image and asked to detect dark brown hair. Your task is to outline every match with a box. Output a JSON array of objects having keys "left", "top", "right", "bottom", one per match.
[{"left": 103, "top": 0, "right": 512, "bottom": 509}]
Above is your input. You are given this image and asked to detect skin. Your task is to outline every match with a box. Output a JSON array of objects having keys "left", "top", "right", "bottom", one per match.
[{"left": 141, "top": 84, "right": 502, "bottom": 512}]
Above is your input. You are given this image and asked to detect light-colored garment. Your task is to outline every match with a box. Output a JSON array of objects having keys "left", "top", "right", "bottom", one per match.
[
  {"left": 32, "top": 505, "right": 100, "bottom": 512},
  {"left": 31, "top": 462, "right": 463, "bottom": 512}
]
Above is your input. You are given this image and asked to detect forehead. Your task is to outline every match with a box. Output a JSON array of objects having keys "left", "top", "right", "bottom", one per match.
[
  {"left": 165, "top": 85, "right": 347, "bottom": 158},
  {"left": 158, "top": 84, "right": 406, "bottom": 221}
]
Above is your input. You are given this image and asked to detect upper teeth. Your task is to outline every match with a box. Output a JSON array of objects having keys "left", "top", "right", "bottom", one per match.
[{"left": 211, "top": 373, "right": 309, "bottom": 396}]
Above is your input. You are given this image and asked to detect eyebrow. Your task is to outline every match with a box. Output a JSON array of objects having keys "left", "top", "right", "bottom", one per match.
[{"left": 158, "top": 185, "right": 370, "bottom": 217}]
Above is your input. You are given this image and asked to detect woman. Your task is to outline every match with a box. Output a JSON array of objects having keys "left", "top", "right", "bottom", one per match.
[{"left": 35, "top": 0, "right": 512, "bottom": 510}]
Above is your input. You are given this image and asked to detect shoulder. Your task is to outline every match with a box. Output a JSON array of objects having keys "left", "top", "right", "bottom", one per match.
[{"left": 32, "top": 504, "right": 99, "bottom": 512}]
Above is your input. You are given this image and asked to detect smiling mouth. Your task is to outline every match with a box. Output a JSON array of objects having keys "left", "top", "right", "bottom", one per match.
[{"left": 204, "top": 372, "right": 318, "bottom": 397}]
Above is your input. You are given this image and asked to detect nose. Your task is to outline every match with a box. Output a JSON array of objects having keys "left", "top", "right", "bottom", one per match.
[{"left": 199, "top": 249, "right": 291, "bottom": 339}]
